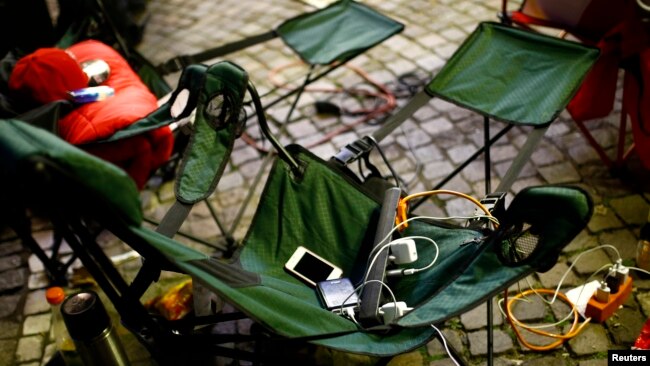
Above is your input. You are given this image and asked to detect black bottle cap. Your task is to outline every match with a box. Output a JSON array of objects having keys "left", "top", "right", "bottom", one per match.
[{"left": 61, "top": 290, "right": 111, "bottom": 341}]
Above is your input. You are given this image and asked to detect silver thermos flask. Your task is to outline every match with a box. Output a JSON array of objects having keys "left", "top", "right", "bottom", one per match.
[{"left": 61, "top": 290, "right": 131, "bottom": 366}]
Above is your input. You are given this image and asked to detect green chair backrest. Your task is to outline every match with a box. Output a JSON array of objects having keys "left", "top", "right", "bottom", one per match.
[{"left": 174, "top": 62, "right": 248, "bottom": 204}]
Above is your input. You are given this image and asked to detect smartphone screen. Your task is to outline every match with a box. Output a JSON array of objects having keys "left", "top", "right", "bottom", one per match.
[
  {"left": 317, "top": 278, "right": 358, "bottom": 310},
  {"left": 293, "top": 251, "right": 337, "bottom": 283}
]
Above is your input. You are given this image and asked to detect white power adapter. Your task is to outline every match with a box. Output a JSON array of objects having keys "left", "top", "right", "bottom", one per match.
[
  {"left": 389, "top": 238, "right": 418, "bottom": 264},
  {"left": 378, "top": 301, "right": 413, "bottom": 324}
]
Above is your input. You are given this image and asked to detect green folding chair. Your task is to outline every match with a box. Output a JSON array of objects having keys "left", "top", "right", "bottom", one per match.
[
  {"left": 0, "top": 54, "right": 593, "bottom": 364},
  {"left": 333, "top": 21, "right": 599, "bottom": 362},
  {"left": 0, "top": 115, "right": 592, "bottom": 364}
]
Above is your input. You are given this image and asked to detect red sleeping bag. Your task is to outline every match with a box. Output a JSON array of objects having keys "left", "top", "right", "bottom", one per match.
[{"left": 8, "top": 40, "right": 173, "bottom": 189}]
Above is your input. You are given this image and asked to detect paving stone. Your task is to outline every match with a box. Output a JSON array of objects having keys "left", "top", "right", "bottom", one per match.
[
  {"left": 538, "top": 262, "right": 579, "bottom": 289},
  {"left": 413, "top": 144, "right": 444, "bottom": 164},
  {"left": 0, "top": 298, "right": 25, "bottom": 330},
  {"left": 28, "top": 253, "right": 46, "bottom": 273},
  {"left": 531, "top": 145, "right": 564, "bottom": 166},
  {"left": 427, "top": 329, "right": 464, "bottom": 357},
  {"left": 447, "top": 144, "right": 478, "bottom": 164},
  {"left": 514, "top": 324, "right": 562, "bottom": 352},
  {"left": 578, "top": 360, "right": 607, "bottom": 366},
  {"left": 605, "top": 307, "right": 646, "bottom": 345},
  {"left": 386, "top": 350, "right": 423, "bottom": 366},
  {"left": 588, "top": 204, "right": 625, "bottom": 232},
  {"left": 610, "top": 195, "right": 649, "bottom": 226},
  {"left": 490, "top": 145, "right": 519, "bottom": 163},
  {"left": 495, "top": 160, "right": 537, "bottom": 179},
  {"left": 538, "top": 162, "right": 581, "bottom": 184},
  {"left": 460, "top": 298, "right": 503, "bottom": 330},
  {"left": 0, "top": 254, "right": 22, "bottom": 272},
  {"left": 566, "top": 323, "right": 610, "bottom": 356},
  {"left": 637, "top": 291, "right": 650, "bottom": 318},
  {"left": 509, "top": 294, "right": 548, "bottom": 322},
  {"left": 425, "top": 359, "right": 458, "bottom": 366},
  {"left": 521, "top": 356, "right": 566, "bottom": 366},
  {"left": 397, "top": 131, "right": 432, "bottom": 149},
  {"left": 0, "top": 319, "right": 20, "bottom": 339},
  {"left": 507, "top": 275, "right": 536, "bottom": 293},
  {"left": 568, "top": 144, "right": 602, "bottom": 165},
  {"left": 568, "top": 249, "right": 614, "bottom": 276},
  {"left": 23, "top": 313, "right": 52, "bottom": 336},
  {"left": 0, "top": 268, "right": 26, "bottom": 292},
  {"left": 27, "top": 272, "right": 49, "bottom": 290},
  {"left": 0, "top": 241, "right": 23, "bottom": 257},
  {"left": 15, "top": 335, "right": 43, "bottom": 363},
  {"left": 31, "top": 230, "right": 55, "bottom": 251},
  {"left": 478, "top": 357, "right": 529, "bottom": 366},
  {"left": 0, "top": 339, "right": 17, "bottom": 366},
  {"left": 422, "top": 161, "right": 455, "bottom": 181},
  {"left": 563, "top": 230, "right": 598, "bottom": 253},
  {"left": 599, "top": 229, "right": 639, "bottom": 262},
  {"left": 467, "top": 329, "right": 514, "bottom": 356}
]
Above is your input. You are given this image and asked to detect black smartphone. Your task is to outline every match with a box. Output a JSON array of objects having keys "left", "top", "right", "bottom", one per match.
[{"left": 317, "top": 278, "right": 358, "bottom": 310}]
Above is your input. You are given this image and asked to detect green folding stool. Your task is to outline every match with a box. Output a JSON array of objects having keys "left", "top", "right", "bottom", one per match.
[
  {"left": 158, "top": 0, "right": 403, "bottom": 118},
  {"left": 337, "top": 21, "right": 599, "bottom": 195}
]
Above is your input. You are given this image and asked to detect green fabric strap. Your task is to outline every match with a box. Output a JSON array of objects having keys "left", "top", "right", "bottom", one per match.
[
  {"left": 156, "top": 201, "right": 193, "bottom": 238},
  {"left": 174, "top": 61, "right": 248, "bottom": 204}
]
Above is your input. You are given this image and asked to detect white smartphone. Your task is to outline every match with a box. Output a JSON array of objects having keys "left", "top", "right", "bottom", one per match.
[{"left": 284, "top": 246, "right": 343, "bottom": 287}]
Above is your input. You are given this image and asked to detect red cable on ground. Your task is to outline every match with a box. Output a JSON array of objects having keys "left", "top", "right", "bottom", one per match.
[{"left": 241, "top": 61, "right": 396, "bottom": 152}]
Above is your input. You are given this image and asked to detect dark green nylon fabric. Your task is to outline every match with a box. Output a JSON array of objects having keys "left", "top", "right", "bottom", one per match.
[
  {"left": 426, "top": 22, "right": 599, "bottom": 126},
  {"left": 0, "top": 119, "right": 142, "bottom": 225},
  {"left": 277, "top": 0, "right": 404, "bottom": 65},
  {"left": 175, "top": 62, "right": 247, "bottom": 204},
  {"left": 396, "top": 185, "right": 592, "bottom": 327},
  {"left": 238, "top": 145, "right": 381, "bottom": 280}
]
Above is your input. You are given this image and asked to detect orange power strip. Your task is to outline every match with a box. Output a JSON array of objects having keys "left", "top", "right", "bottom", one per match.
[{"left": 585, "top": 276, "right": 633, "bottom": 323}]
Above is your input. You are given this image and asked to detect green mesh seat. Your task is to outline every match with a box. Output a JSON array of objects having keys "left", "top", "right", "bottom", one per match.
[
  {"left": 426, "top": 22, "right": 599, "bottom": 126},
  {"left": 276, "top": 0, "right": 403, "bottom": 65},
  {"left": 0, "top": 116, "right": 592, "bottom": 362}
]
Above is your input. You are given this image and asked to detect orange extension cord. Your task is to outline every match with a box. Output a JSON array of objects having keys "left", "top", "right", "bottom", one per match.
[{"left": 504, "top": 288, "right": 591, "bottom": 351}]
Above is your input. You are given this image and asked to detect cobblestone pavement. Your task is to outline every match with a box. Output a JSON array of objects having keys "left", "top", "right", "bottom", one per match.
[{"left": 2, "top": 0, "right": 650, "bottom": 365}]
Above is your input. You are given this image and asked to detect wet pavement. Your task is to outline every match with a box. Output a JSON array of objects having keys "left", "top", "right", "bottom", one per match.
[{"left": 2, "top": 0, "right": 650, "bottom": 365}]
